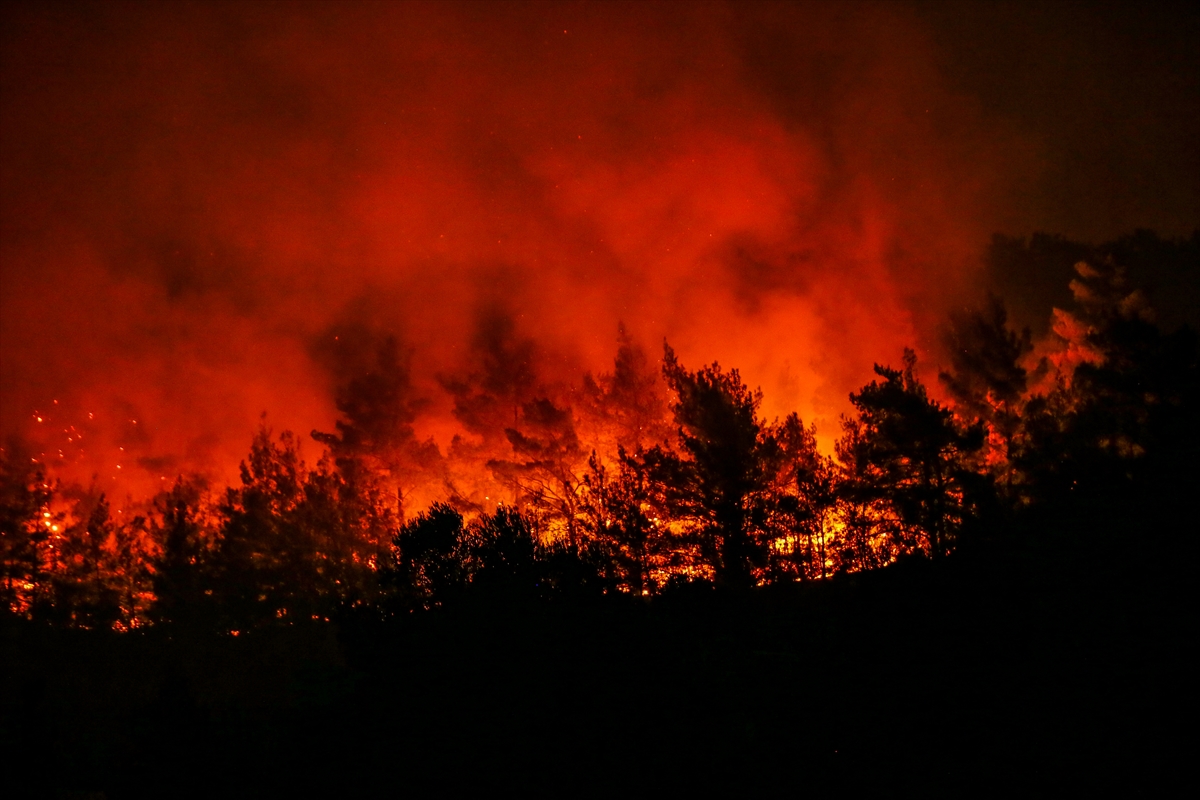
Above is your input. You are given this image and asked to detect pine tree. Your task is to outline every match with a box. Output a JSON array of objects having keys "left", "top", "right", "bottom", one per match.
[
  {"left": 0, "top": 442, "right": 54, "bottom": 615},
  {"left": 580, "top": 449, "right": 661, "bottom": 594},
  {"left": 838, "top": 350, "right": 985, "bottom": 560},
  {"left": 149, "top": 477, "right": 212, "bottom": 626},
  {"left": 764, "top": 414, "right": 837, "bottom": 580},
  {"left": 51, "top": 492, "right": 123, "bottom": 628},
  {"left": 647, "top": 344, "right": 775, "bottom": 588},
  {"left": 489, "top": 397, "right": 587, "bottom": 548},
  {"left": 939, "top": 294, "right": 1031, "bottom": 488}
]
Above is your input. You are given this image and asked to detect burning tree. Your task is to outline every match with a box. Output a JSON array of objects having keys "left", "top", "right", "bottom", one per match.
[
  {"left": 46, "top": 492, "right": 125, "bottom": 628},
  {"left": 442, "top": 310, "right": 541, "bottom": 511},
  {"left": 489, "top": 397, "right": 588, "bottom": 548},
  {"left": 0, "top": 441, "right": 54, "bottom": 615},
  {"left": 580, "top": 449, "right": 663, "bottom": 594},
  {"left": 939, "top": 294, "right": 1032, "bottom": 490},
  {"left": 312, "top": 330, "right": 441, "bottom": 523},
  {"left": 149, "top": 476, "right": 214, "bottom": 627},
  {"left": 762, "top": 413, "right": 838, "bottom": 581},
  {"left": 580, "top": 323, "right": 674, "bottom": 454}
]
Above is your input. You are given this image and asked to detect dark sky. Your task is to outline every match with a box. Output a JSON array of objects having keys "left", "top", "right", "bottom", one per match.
[
  {"left": 915, "top": 0, "right": 1198, "bottom": 240},
  {"left": 1, "top": 0, "right": 1196, "bottom": 494}
]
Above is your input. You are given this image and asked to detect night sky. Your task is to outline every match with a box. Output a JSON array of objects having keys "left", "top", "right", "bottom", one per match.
[{"left": 2, "top": 0, "right": 1196, "bottom": 495}]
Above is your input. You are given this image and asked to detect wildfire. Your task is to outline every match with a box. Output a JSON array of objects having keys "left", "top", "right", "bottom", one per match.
[{"left": 0, "top": 2, "right": 1189, "bottom": 635}]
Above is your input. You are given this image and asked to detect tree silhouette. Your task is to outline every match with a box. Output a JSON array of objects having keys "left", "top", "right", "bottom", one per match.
[
  {"left": 580, "top": 324, "right": 673, "bottom": 453},
  {"left": 461, "top": 505, "right": 540, "bottom": 600},
  {"left": 149, "top": 477, "right": 212, "bottom": 627},
  {"left": 211, "top": 425, "right": 381, "bottom": 628},
  {"left": 764, "top": 414, "right": 837, "bottom": 580},
  {"left": 441, "top": 310, "right": 541, "bottom": 509},
  {"left": 489, "top": 397, "right": 588, "bottom": 549},
  {"left": 444, "top": 311, "right": 538, "bottom": 443},
  {"left": 388, "top": 502, "right": 468, "bottom": 609},
  {"left": 312, "top": 332, "right": 440, "bottom": 523},
  {"left": 647, "top": 344, "right": 774, "bottom": 588},
  {"left": 211, "top": 427, "right": 308, "bottom": 628},
  {"left": 580, "top": 449, "right": 662, "bottom": 594},
  {"left": 1016, "top": 257, "right": 1199, "bottom": 527},
  {"left": 838, "top": 350, "right": 985, "bottom": 561},
  {"left": 939, "top": 294, "right": 1032, "bottom": 489},
  {"left": 108, "top": 508, "right": 154, "bottom": 629},
  {"left": 0, "top": 441, "right": 53, "bottom": 616},
  {"left": 295, "top": 454, "right": 394, "bottom": 609},
  {"left": 49, "top": 491, "right": 123, "bottom": 628}
]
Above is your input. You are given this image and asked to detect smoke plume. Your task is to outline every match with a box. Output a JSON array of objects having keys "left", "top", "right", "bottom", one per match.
[{"left": 2, "top": 1, "right": 1054, "bottom": 496}]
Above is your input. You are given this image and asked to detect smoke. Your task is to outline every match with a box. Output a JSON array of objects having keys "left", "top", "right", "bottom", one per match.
[{"left": 2, "top": 1, "right": 1041, "bottom": 495}]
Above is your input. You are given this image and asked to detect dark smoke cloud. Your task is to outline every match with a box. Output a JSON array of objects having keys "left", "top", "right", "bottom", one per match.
[{"left": 1, "top": 0, "right": 1194, "bottom": 494}]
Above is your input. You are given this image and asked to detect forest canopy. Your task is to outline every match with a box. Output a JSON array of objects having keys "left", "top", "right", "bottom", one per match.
[{"left": 3, "top": 232, "right": 1195, "bottom": 631}]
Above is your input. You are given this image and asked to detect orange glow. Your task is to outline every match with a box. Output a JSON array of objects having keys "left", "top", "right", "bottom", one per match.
[{"left": 2, "top": 3, "right": 1033, "bottom": 513}]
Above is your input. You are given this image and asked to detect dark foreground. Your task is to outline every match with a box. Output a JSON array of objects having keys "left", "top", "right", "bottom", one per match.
[{"left": 1, "top": 528, "right": 1189, "bottom": 797}]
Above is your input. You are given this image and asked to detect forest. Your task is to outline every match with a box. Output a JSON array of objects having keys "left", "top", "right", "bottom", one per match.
[
  {"left": 2, "top": 231, "right": 1196, "bottom": 793},
  {"left": 3, "top": 232, "right": 1196, "bottom": 626}
]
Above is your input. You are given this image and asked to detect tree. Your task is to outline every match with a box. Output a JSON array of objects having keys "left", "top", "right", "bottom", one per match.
[
  {"left": 387, "top": 502, "right": 605, "bottom": 608},
  {"left": 939, "top": 294, "right": 1032, "bottom": 488},
  {"left": 297, "top": 455, "right": 396, "bottom": 608},
  {"left": 50, "top": 491, "right": 123, "bottom": 628},
  {"left": 833, "top": 419, "right": 900, "bottom": 572},
  {"left": 218, "top": 424, "right": 403, "bottom": 628},
  {"left": 149, "top": 477, "right": 212, "bottom": 626},
  {"left": 1016, "top": 257, "right": 1199, "bottom": 529},
  {"left": 0, "top": 441, "right": 53, "bottom": 615},
  {"left": 461, "top": 506, "right": 540, "bottom": 600},
  {"left": 763, "top": 414, "right": 837, "bottom": 581},
  {"left": 646, "top": 344, "right": 775, "bottom": 588},
  {"left": 214, "top": 427, "right": 304, "bottom": 626},
  {"left": 108, "top": 507, "right": 154, "bottom": 629},
  {"left": 312, "top": 332, "right": 440, "bottom": 523},
  {"left": 388, "top": 502, "right": 468, "bottom": 609},
  {"left": 490, "top": 397, "right": 588, "bottom": 549},
  {"left": 444, "top": 311, "right": 538, "bottom": 444},
  {"left": 838, "top": 350, "right": 985, "bottom": 561},
  {"left": 441, "top": 310, "right": 541, "bottom": 508},
  {"left": 580, "top": 449, "right": 662, "bottom": 594},
  {"left": 580, "top": 323, "right": 673, "bottom": 453}
]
